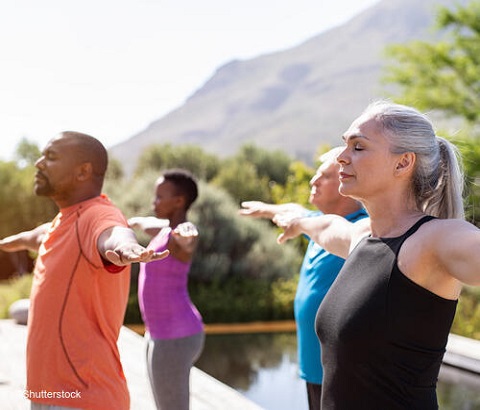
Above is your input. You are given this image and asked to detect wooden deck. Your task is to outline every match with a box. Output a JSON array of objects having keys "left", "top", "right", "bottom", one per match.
[
  {"left": 0, "top": 319, "right": 264, "bottom": 410},
  {"left": 2, "top": 317, "right": 480, "bottom": 410}
]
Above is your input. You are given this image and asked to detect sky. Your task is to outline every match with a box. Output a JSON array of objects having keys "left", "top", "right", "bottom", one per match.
[{"left": 0, "top": 0, "right": 379, "bottom": 161}]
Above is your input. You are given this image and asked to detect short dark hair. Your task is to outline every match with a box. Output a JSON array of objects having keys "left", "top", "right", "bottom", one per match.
[
  {"left": 162, "top": 169, "right": 198, "bottom": 210},
  {"left": 62, "top": 131, "right": 108, "bottom": 178}
]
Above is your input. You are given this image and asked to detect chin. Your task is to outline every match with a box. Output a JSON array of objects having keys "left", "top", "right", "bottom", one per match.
[{"left": 339, "top": 183, "right": 357, "bottom": 199}]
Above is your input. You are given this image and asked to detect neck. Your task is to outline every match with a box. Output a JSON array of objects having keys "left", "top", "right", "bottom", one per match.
[
  {"left": 54, "top": 191, "right": 100, "bottom": 209},
  {"left": 169, "top": 213, "right": 188, "bottom": 229},
  {"left": 365, "top": 204, "right": 424, "bottom": 237}
]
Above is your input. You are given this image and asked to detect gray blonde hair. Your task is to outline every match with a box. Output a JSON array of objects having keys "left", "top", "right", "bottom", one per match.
[
  {"left": 319, "top": 146, "right": 344, "bottom": 165},
  {"left": 362, "top": 101, "right": 464, "bottom": 219}
]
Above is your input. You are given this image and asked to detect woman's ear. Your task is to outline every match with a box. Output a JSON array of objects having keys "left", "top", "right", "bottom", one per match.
[{"left": 394, "top": 152, "right": 416, "bottom": 176}]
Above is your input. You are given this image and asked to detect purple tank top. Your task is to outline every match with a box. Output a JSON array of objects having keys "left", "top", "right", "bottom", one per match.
[{"left": 138, "top": 229, "right": 204, "bottom": 339}]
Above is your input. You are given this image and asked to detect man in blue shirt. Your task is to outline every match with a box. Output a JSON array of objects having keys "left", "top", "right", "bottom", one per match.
[{"left": 240, "top": 148, "right": 367, "bottom": 410}]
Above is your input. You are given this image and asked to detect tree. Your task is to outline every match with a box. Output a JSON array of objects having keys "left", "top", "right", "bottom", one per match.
[
  {"left": 212, "top": 143, "right": 294, "bottom": 204},
  {"left": 383, "top": 0, "right": 480, "bottom": 225},
  {"left": 211, "top": 159, "right": 272, "bottom": 204},
  {"left": 134, "top": 143, "right": 221, "bottom": 181},
  {"left": 14, "top": 138, "right": 41, "bottom": 167},
  {"left": 0, "top": 161, "right": 57, "bottom": 238},
  {"left": 190, "top": 182, "right": 302, "bottom": 282},
  {"left": 383, "top": 1, "right": 480, "bottom": 123},
  {"left": 234, "top": 143, "right": 292, "bottom": 185}
]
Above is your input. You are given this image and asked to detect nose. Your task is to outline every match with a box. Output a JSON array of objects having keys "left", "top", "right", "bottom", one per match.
[
  {"left": 310, "top": 173, "right": 320, "bottom": 186},
  {"left": 336, "top": 147, "right": 349, "bottom": 164},
  {"left": 34, "top": 156, "right": 44, "bottom": 169}
]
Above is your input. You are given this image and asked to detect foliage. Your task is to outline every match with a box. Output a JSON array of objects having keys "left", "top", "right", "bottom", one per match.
[
  {"left": 383, "top": 1, "right": 480, "bottom": 226},
  {"left": 451, "top": 286, "right": 480, "bottom": 339},
  {"left": 189, "top": 182, "right": 302, "bottom": 282},
  {"left": 14, "top": 138, "right": 41, "bottom": 167},
  {"left": 188, "top": 276, "right": 298, "bottom": 323},
  {"left": 271, "top": 160, "right": 315, "bottom": 209},
  {"left": 105, "top": 157, "right": 125, "bottom": 181},
  {"left": 233, "top": 143, "right": 292, "bottom": 186},
  {"left": 104, "top": 169, "right": 158, "bottom": 223},
  {"left": 134, "top": 143, "right": 221, "bottom": 181},
  {"left": 0, "top": 274, "right": 32, "bottom": 319},
  {"left": 210, "top": 159, "right": 273, "bottom": 204},
  {"left": 383, "top": 1, "right": 480, "bottom": 123},
  {"left": 454, "top": 137, "right": 480, "bottom": 226},
  {"left": 211, "top": 143, "right": 294, "bottom": 204},
  {"left": 0, "top": 161, "right": 57, "bottom": 237}
]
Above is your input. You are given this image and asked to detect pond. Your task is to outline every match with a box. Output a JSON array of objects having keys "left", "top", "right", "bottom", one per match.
[{"left": 195, "top": 331, "right": 480, "bottom": 410}]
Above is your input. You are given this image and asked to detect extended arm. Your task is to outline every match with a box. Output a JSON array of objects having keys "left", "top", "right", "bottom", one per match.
[
  {"left": 275, "top": 214, "right": 370, "bottom": 259},
  {"left": 128, "top": 216, "right": 170, "bottom": 237},
  {"left": 98, "top": 226, "right": 169, "bottom": 266},
  {"left": 239, "top": 201, "right": 309, "bottom": 220},
  {"left": 0, "top": 223, "right": 51, "bottom": 253}
]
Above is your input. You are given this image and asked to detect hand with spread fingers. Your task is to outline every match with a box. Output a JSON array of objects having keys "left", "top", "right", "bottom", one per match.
[{"left": 105, "top": 245, "right": 169, "bottom": 266}]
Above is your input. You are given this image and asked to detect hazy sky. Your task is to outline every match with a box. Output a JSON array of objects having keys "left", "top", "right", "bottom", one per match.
[{"left": 1, "top": 0, "right": 379, "bottom": 161}]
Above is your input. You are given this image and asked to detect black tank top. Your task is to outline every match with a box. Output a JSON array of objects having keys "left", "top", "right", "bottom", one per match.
[{"left": 315, "top": 216, "right": 457, "bottom": 409}]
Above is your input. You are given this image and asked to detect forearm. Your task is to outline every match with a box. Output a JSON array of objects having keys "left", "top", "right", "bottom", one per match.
[
  {"left": 128, "top": 216, "right": 170, "bottom": 237},
  {"left": 0, "top": 223, "right": 50, "bottom": 253},
  {"left": 98, "top": 226, "right": 139, "bottom": 259},
  {"left": 98, "top": 226, "right": 170, "bottom": 266},
  {"left": 276, "top": 214, "right": 352, "bottom": 258},
  {"left": 240, "top": 201, "right": 308, "bottom": 219}
]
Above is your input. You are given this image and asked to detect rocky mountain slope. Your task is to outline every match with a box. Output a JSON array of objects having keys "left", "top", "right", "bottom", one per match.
[{"left": 110, "top": 0, "right": 466, "bottom": 174}]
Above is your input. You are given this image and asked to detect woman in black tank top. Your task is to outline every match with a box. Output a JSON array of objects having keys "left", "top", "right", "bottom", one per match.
[{"left": 275, "top": 101, "right": 480, "bottom": 409}]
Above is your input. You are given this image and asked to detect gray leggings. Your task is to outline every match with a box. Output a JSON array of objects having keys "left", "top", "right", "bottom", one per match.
[{"left": 145, "top": 332, "right": 205, "bottom": 410}]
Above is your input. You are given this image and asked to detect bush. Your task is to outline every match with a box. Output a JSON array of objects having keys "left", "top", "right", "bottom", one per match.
[
  {"left": 188, "top": 276, "right": 298, "bottom": 323},
  {"left": 190, "top": 182, "right": 302, "bottom": 282},
  {"left": 451, "top": 286, "right": 480, "bottom": 340},
  {"left": 0, "top": 274, "right": 33, "bottom": 319}
]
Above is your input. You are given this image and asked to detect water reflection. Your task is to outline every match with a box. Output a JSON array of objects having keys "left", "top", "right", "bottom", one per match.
[{"left": 195, "top": 332, "right": 480, "bottom": 410}]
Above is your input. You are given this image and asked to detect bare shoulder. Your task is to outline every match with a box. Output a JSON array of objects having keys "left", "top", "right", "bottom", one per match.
[
  {"left": 417, "top": 218, "right": 478, "bottom": 244},
  {"left": 402, "top": 218, "right": 476, "bottom": 254},
  {"left": 401, "top": 217, "right": 480, "bottom": 294}
]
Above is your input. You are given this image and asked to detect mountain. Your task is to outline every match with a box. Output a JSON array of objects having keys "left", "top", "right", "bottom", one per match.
[{"left": 110, "top": 0, "right": 467, "bottom": 175}]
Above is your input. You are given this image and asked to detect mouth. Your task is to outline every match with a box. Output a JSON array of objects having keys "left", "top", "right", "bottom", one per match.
[
  {"left": 34, "top": 172, "right": 46, "bottom": 182},
  {"left": 339, "top": 171, "right": 354, "bottom": 181}
]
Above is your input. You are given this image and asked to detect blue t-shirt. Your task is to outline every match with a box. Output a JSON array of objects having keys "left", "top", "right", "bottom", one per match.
[{"left": 294, "top": 208, "right": 368, "bottom": 384}]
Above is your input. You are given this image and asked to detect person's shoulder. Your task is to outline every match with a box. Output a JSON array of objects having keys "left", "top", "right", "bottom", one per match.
[
  {"left": 77, "top": 195, "right": 126, "bottom": 224},
  {"left": 346, "top": 208, "right": 368, "bottom": 223},
  {"left": 422, "top": 217, "right": 477, "bottom": 238}
]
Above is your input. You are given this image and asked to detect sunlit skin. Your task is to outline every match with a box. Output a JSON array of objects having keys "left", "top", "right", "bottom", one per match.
[
  {"left": 276, "top": 112, "right": 480, "bottom": 300},
  {"left": 34, "top": 135, "right": 95, "bottom": 208}
]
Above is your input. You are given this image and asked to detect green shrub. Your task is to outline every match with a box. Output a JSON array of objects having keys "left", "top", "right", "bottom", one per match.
[
  {"left": 188, "top": 276, "right": 298, "bottom": 323},
  {"left": 451, "top": 286, "right": 480, "bottom": 340},
  {"left": 0, "top": 274, "right": 33, "bottom": 319}
]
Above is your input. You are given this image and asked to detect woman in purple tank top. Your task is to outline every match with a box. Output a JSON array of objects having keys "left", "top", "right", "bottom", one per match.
[{"left": 129, "top": 169, "right": 205, "bottom": 410}]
